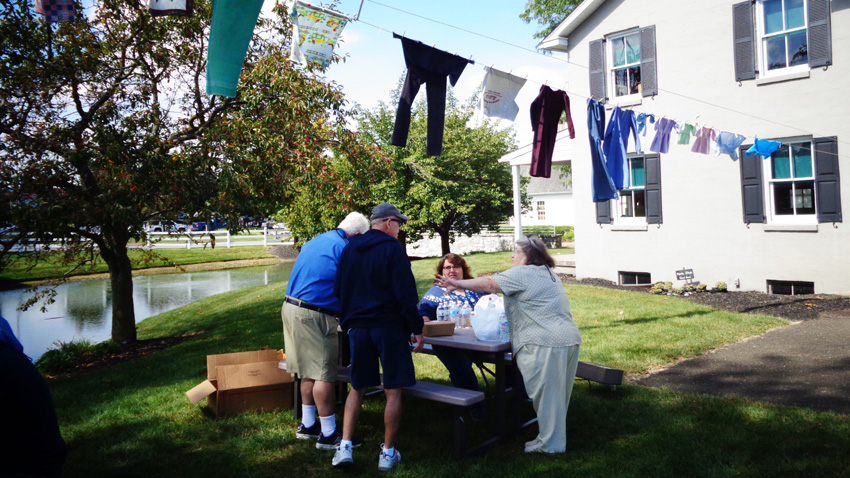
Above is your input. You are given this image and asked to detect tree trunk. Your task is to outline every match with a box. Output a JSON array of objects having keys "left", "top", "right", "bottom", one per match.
[
  {"left": 439, "top": 229, "right": 451, "bottom": 256},
  {"left": 100, "top": 237, "right": 137, "bottom": 344}
]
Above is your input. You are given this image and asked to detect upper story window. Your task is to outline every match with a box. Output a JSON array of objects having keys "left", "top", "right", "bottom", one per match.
[
  {"left": 537, "top": 201, "right": 546, "bottom": 220},
  {"left": 589, "top": 26, "right": 657, "bottom": 104},
  {"left": 733, "top": 0, "right": 832, "bottom": 82},
  {"left": 608, "top": 30, "right": 642, "bottom": 99},
  {"left": 758, "top": 0, "right": 808, "bottom": 75}
]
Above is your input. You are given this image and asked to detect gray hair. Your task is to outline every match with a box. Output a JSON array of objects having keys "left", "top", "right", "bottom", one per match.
[
  {"left": 338, "top": 212, "right": 370, "bottom": 236},
  {"left": 516, "top": 235, "right": 555, "bottom": 267}
]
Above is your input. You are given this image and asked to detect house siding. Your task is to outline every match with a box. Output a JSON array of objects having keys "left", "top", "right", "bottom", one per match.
[{"left": 560, "top": 0, "right": 850, "bottom": 294}]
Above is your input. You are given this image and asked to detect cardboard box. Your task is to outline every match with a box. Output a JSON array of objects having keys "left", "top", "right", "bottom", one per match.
[
  {"left": 186, "top": 348, "right": 294, "bottom": 417},
  {"left": 423, "top": 321, "right": 455, "bottom": 337}
]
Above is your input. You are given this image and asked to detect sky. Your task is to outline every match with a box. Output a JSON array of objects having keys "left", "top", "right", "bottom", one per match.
[{"left": 262, "top": 0, "right": 572, "bottom": 148}]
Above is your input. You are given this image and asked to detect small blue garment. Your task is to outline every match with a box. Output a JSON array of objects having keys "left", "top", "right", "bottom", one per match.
[
  {"left": 745, "top": 136, "right": 782, "bottom": 157},
  {"left": 588, "top": 99, "right": 617, "bottom": 202},
  {"left": 714, "top": 131, "right": 747, "bottom": 160},
  {"left": 0, "top": 316, "right": 24, "bottom": 353},
  {"left": 636, "top": 113, "right": 656, "bottom": 136}
]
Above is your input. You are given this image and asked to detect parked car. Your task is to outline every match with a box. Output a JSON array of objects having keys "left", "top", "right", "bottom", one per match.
[
  {"left": 191, "top": 218, "right": 224, "bottom": 231},
  {"left": 145, "top": 222, "right": 188, "bottom": 233}
]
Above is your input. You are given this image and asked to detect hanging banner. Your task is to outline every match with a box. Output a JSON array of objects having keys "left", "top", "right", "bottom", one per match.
[{"left": 290, "top": 1, "right": 349, "bottom": 70}]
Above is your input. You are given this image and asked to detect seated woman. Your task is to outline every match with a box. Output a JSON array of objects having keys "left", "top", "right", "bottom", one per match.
[{"left": 418, "top": 254, "right": 484, "bottom": 395}]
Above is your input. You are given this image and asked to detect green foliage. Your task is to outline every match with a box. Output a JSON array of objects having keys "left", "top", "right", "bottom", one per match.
[
  {"left": 556, "top": 225, "right": 575, "bottom": 241},
  {"left": 519, "top": 0, "right": 584, "bottom": 40},
  {"left": 348, "top": 80, "right": 525, "bottom": 254},
  {"left": 36, "top": 339, "right": 122, "bottom": 375},
  {"left": 715, "top": 281, "right": 729, "bottom": 292},
  {"left": 0, "top": 1, "right": 371, "bottom": 341}
]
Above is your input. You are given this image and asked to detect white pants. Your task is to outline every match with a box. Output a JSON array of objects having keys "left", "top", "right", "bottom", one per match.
[{"left": 515, "top": 343, "right": 581, "bottom": 453}]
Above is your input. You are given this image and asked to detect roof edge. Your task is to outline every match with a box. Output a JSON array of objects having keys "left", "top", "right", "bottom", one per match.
[{"left": 539, "top": 0, "right": 608, "bottom": 50}]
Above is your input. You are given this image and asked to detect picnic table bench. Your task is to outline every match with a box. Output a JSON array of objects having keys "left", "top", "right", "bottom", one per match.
[{"left": 335, "top": 365, "right": 488, "bottom": 459}]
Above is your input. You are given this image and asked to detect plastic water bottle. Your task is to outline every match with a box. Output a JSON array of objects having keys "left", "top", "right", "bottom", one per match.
[
  {"left": 498, "top": 312, "right": 510, "bottom": 343},
  {"left": 449, "top": 300, "right": 459, "bottom": 322},
  {"left": 460, "top": 300, "right": 472, "bottom": 328},
  {"left": 436, "top": 302, "right": 446, "bottom": 321}
]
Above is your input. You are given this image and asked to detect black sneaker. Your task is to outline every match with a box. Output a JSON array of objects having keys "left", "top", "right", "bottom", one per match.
[
  {"left": 317, "top": 428, "right": 364, "bottom": 450},
  {"left": 296, "top": 422, "right": 321, "bottom": 440}
]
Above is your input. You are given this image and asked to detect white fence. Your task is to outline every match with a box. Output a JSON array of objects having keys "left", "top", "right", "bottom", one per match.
[{"left": 145, "top": 226, "right": 292, "bottom": 249}]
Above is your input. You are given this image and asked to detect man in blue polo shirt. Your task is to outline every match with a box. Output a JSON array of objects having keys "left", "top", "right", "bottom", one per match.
[
  {"left": 331, "top": 203, "right": 424, "bottom": 472},
  {"left": 282, "top": 212, "right": 370, "bottom": 450}
]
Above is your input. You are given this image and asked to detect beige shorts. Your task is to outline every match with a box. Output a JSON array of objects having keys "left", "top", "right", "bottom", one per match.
[{"left": 281, "top": 301, "right": 339, "bottom": 382}]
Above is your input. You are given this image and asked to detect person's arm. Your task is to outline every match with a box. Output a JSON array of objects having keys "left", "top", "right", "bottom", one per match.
[{"left": 434, "top": 274, "right": 503, "bottom": 295}]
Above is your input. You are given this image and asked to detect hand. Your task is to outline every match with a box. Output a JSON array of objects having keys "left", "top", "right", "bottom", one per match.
[
  {"left": 412, "top": 334, "right": 425, "bottom": 353},
  {"left": 434, "top": 273, "right": 457, "bottom": 293}
]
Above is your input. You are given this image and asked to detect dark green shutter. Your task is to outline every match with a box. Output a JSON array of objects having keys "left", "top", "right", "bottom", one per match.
[
  {"left": 733, "top": 1, "right": 756, "bottom": 82},
  {"left": 814, "top": 137, "right": 842, "bottom": 222},
  {"left": 596, "top": 199, "right": 612, "bottom": 224},
  {"left": 645, "top": 154, "right": 662, "bottom": 224},
  {"left": 640, "top": 26, "right": 657, "bottom": 97},
  {"left": 589, "top": 39, "right": 606, "bottom": 101},
  {"left": 739, "top": 145, "right": 765, "bottom": 223},
  {"left": 807, "top": 0, "right": 832, "bottom": 68}
]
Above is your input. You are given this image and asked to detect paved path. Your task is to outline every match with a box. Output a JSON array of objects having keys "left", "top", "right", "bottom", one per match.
[{"left": 633, "top": 309, "right": 850, "bottom": 415}]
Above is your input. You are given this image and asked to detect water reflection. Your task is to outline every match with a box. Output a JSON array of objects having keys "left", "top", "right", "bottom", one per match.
[{"left": 0, "top": 262, "right": 293, "bottom": 361}]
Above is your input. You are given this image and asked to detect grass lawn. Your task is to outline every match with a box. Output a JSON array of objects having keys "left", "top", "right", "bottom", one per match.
[{"left": 45, "top": 251, "right": 850, "bottom": 477}]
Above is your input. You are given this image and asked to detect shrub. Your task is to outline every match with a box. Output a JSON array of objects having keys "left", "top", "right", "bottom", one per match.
[
  {"left": 714, "top": 281, "right": 728, "bottom": 292},
  {"left": 36, "top": 339, "right": 122, "bottom": 375},
  {"left": 555, "top": 226, "right": 575, "bottom": 242}
]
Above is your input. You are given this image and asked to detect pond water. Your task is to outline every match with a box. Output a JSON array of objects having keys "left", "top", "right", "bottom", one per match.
[{"left": 0, "top": 263, "right": 293, "bottom": 361}]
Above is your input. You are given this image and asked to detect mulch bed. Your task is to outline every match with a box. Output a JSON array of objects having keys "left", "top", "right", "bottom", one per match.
[{"left": 561, "top": 275, "right": 850, "bottom": 322}]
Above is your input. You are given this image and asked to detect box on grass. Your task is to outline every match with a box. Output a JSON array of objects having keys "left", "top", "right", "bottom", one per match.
[
  {"left": 186, "top": 348, "right": 293, "bottom": 417},
  {"left": 423, "top": 321, "right": 455, "bottom": 337}
]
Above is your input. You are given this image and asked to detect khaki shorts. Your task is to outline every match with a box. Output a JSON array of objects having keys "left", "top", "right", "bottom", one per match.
[{"left": 281, "top": 301, "right": 339, "bottom": 382}]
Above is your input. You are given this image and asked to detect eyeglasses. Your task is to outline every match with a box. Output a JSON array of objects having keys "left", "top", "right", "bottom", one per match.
[
  {"left": 387, "top": 218, "right": 403, "bottom": 225},
  {"left": 442, "top": 265, "right": 460, "bottom": 270}
]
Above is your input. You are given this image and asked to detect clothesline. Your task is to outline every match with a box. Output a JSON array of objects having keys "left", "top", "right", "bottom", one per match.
[{"left": 349, "top": 0, "right": 846, "bottom": 162}]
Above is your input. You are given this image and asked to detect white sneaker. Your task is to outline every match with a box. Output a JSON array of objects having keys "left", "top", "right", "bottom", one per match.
[
  {"left": 377, "top": 445, "right": 401, "bottom": 471},
  {"left": 332, "top": 444, "right": 353, "bottom": 468}
]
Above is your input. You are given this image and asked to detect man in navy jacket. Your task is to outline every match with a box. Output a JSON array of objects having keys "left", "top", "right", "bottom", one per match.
[{"left": 331, "top": 203, "right": 423, "bottom": 471}]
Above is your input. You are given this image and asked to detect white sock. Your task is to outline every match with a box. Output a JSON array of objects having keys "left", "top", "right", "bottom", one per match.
[
  {"left": 301, "top": 405, "right": 317, "bottom": 427},
  {"left": 340, "top": 439, "right": 353, "bottom": 449},
  {"left": 319, "top": 415, "right": 336, "bottom": 437},
  {"left": 383, "top": 445, "right": 395, "bottom": 457}
]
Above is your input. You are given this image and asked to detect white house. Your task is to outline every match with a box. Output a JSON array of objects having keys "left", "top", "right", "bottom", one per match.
[
  {"left": 539, "top": 0, "right": 848, "bottom": 294},
  {"left": 500, "top": 129, "right": 574, "bottom": 228}
]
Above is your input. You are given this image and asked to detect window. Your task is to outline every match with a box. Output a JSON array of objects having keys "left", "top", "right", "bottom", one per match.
[
  {"left": 767, "top": 280, "right": 814, "bottom": 295},
  {"left": 619, "top": 271, "right": 652, "bottom": 286},
  {"left": 739, "top": 137, "right": 842, "bottom": 224},
  {"left": 537, "top": 201, "right": 546, "bottom": 220},
  {"left": 589, "top": 26, "right": 657, "bottom": 102},
  {"left": 758, "top": 0, "right": 808, "bottom": 74},
  {"left": 596, "top": 153, "right": 662, "bottom": 225},
  {"left": 733, "top": 0, "right": 832, "bottom": 82},
  {"left": 767, "top": 141, "right": 815, "bottom": 219},
  {"left": 619, "top": 157, "right": 646, "bottom": 219},
  {"left": 609, "top": 30, "right": 642, "bottom": 98}
]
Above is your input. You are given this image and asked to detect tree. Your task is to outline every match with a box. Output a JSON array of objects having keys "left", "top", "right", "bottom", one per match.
[
  {"left": 0, "top": 1, "right": 373, "bottom": 343},
  {"left": 355, "top": 81, "right": 526, "bottom": 256},
  {"left": 519, "top": 0, "right": 583, "bottom": 40}
]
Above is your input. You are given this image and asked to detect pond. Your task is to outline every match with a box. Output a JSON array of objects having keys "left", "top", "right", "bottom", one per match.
[{"left": 0, "top": 262, "right": 293, "bottom": 361}]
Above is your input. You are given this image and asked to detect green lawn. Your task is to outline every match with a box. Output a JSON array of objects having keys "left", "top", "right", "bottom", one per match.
[{"left": 46, "top": 253, "right": 850, "bottom": 477}]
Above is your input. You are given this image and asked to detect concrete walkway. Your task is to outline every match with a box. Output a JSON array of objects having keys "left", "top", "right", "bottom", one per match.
[{"left": 633, "top": 309, "right": 850, "bottom": 415}]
